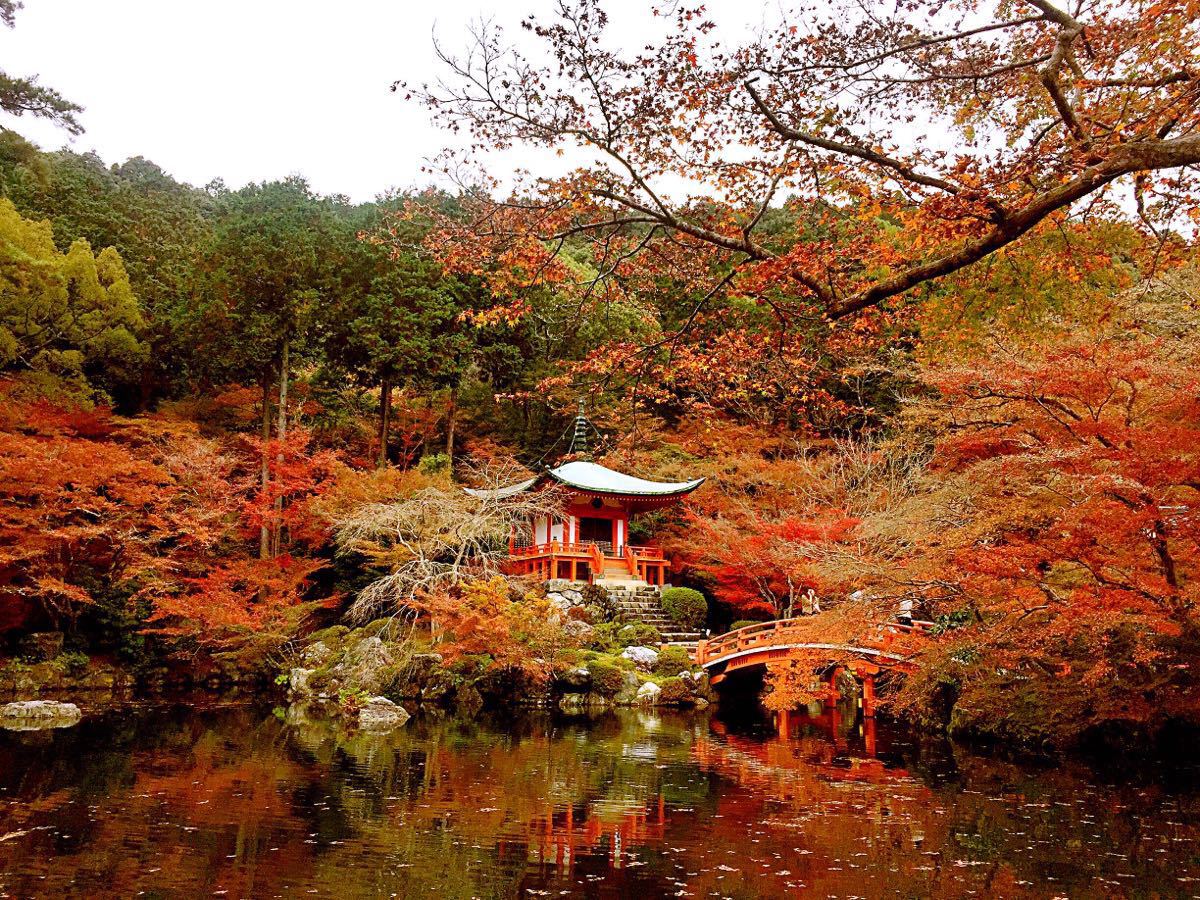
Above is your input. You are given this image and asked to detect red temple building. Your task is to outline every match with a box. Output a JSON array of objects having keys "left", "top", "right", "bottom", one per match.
[{"left": 467, "top": 412, "right": 703, "bottom": 587}]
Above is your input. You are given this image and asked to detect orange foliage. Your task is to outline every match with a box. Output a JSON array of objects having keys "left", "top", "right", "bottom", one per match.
[
  {"left": 0, "top": 381, "right": 335, "bottom": 652},
  {"left": 417, "top": 577, "right": 578, "bottom": 680}
]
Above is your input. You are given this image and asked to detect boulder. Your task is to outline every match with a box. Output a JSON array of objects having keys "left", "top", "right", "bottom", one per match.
[
  {"left": 289, "top": 668, "right": 316, "bottom": 696},
  {"left": 559, "top": 667, "right": 592, "bottom": 691},
  {"left": 0, "top": 700, "right": 82, "bottom": 730},
  {"left": 621, "top": 646, "right": 659, "bottom": 671},
  {"left": 18, "top": 632, "right": 64, "bottom": 662},
  {"left": 546, "top": 592, "right": 573, "bottom": 613},
  {"left": 614, "top": 671, "right": 643, "bottom": 706},
  {"left": 358, "top": 696, "right": 410, "bottom": 731},
  {"left": 635, "top": 682, "right": 662, "bottom": 705},
  {"left": 342, "top": 636, "right": 394, "bottom": 695},
  {"left": 563, "top": 619, "right": 595, "bottom": 640},
  {"left": 303, "top": 641, "right": 333, "bottom": 667}
]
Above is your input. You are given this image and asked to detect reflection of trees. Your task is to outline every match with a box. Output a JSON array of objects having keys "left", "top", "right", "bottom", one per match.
[{"left": 2, "top": 704, "right": 1200, "bottom": 897}]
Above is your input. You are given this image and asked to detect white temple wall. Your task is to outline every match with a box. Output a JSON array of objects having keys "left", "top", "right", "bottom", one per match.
[{"left": 534, "top": 516, "right": 549, "bottom": 545}]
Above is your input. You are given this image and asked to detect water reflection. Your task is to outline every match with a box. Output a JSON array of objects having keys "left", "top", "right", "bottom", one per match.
[{"left": 0, "top": 699, "right": 1198, "bottom": 897}]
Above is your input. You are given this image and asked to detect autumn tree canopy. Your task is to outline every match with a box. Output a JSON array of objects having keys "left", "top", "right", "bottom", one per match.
[{"left": 408, "top": 0, "right": 1200, "bottom": 328}]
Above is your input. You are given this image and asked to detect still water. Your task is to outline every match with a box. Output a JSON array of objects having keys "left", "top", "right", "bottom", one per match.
[{"left": 1, "top": 699, "right": 1199, "bottom": 898}]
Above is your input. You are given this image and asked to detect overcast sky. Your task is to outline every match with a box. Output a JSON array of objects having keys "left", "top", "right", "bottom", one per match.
[{"left": 1, "top": 0, "right": 767, "bottom": 202}]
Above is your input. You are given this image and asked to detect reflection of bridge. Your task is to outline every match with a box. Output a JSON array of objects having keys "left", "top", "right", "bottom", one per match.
[
  {"left": 695, "top": 618, "right": 934, "bottom": 717},
  {"left": 518, "top": 798, "right": 668, "bottom": 872}
]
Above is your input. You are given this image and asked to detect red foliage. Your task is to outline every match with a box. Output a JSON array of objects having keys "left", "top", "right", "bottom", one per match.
[{"left": 0, "top": 382, "right": 336, "bottom": 651}]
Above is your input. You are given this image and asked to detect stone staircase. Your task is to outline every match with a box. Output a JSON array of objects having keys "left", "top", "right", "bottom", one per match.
[{"left": 606, "top": 584, "right": 705, "bottom": 653}]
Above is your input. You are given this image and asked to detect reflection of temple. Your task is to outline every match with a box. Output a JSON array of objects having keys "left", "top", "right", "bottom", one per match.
[{"left": 506, "top": 797, "right": 669, "bottom": 872}]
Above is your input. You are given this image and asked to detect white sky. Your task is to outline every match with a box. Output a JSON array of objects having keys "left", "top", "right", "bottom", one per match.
[{"left": 1, "top": 0, "right": 767, "bottom": 202}]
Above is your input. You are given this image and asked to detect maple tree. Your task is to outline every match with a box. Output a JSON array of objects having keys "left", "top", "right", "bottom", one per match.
[{"left": 405, "top": 0, "right": 1198, "bottom": 342}]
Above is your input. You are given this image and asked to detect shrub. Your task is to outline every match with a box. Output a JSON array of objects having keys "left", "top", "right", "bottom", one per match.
[
  {"left": 588, "top": 621, "right": 624, "bottom": 652},
  {"left": 654, "top": 645, "right": 692, "bottom": 677},
  {"left": 567, "top": 605, "right": 593, "bottom": 623},
  {"left": 661, "top": 587, "right": 707, "bottom": 631},
  {"left": 729, "top": 619, "right": 767, "bottom": 632},
  {"left": 51, "top": 650, "right": 90, "bottom": 676},
  {"left": 657, "top": 676, "right": 693, "bottom": 705},
  {"left": 588, "top": 659, "right": 627, "bottom": 696},
  {"left": 618, "top": 623, "right": 661, "bottom": 647},
  {"left": 417, "top": 452, "right": 450, "bottom": 475}
]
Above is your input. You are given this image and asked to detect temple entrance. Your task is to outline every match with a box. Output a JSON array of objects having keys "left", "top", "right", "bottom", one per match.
[{"left": 579, "top": 516, "right": 613, "bottom": 551}]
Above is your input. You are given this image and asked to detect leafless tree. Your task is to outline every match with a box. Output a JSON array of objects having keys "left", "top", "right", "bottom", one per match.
[{"left": 335, "top": 460, "right": 564, "bottom": 622}]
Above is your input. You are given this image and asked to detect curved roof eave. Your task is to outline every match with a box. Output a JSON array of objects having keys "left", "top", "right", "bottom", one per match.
[{"left": 546, "top": 460, "right": 705, "bottom": 498}]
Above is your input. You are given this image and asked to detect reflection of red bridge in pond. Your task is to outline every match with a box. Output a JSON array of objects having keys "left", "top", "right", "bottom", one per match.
[
  {"left": 695, "top": 618, "right": 934, "bottom": 716},
  {"left": 515, "top": 797, "right": 669, "bottom": 871}
]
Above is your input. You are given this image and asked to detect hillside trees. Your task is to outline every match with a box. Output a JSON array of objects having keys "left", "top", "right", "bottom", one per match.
[
  {"left": 0, "top": 198, "right": 145, "bottom": 395},
  {"left": 323, "top": 202, "right": 483, "bottom": 468},
  {"left": 0, "top": 149, "right": 215, "bottom": 402},
  {"left": 199, "top": 178, "right": 353, "bottom": 557}
]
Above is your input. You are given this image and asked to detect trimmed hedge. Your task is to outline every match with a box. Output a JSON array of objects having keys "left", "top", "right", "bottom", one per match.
[
  {"left": 661, "top": 587, "right": 708, "bottom": 631},
  {"left": 588, "top": 660, "right": 626, "bottom": 696},
  {"left": 657, "top": 676, "right": 693, "bottom": 705},
  {"left": 653, "top": 645, "right": 692, "bottom": 676},
  {"left": 618, "top": 623, "right": 662, "bottom": 647}
]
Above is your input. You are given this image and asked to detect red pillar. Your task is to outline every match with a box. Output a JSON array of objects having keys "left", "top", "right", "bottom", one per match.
[{"left": 862, "top": 673, "right": 876, "bottom": 718}]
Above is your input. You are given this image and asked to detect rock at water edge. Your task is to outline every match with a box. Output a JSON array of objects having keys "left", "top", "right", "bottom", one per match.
[
  {"left": 0, "top": 700, "right": 82, "bottom": 730},
  {"left": 636, "top": 682, "right": 662, "bottom": 705},
  {"left": 358, "top": 696, "right": 410, "bottom": 731}
]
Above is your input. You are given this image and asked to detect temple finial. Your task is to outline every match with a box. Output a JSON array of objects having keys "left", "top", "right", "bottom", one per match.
[{"left": 569, "top": 398, "right": 592, "bottom": 460}]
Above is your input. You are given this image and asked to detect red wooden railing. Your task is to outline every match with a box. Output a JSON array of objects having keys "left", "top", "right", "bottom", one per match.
[
  {"left": 511, "top": 541, "right": 665, "bottom": 561},
  {"left": 622, "top": 544, "right": 638, "bottom": 577},
  {"left": 625, "top": 544, "right": 664, "bottom": 561},
  {"left": 512, "top": 541, "right": 597, "bottom": 558},
  {"left": 589, "top": 543, "right": 604, "bottom": 573}
]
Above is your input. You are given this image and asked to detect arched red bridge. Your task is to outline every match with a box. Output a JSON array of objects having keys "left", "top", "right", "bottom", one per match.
[{"left": 695, "top": 618, "right": 933, "bottom": 717}]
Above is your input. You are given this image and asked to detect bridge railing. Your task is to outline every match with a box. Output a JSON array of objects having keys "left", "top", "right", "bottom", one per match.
[{"left": 695, "top": 617, "right": 935, "bottom": 667}]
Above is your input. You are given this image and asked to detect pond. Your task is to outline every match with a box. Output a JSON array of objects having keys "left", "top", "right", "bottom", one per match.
[{"left": 2, "top": 699, "right": 1199, "bottom": 898}]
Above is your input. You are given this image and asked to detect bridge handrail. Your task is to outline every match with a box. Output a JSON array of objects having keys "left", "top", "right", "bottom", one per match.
[{"left": 695, "top": 617, "right": 934, "bottom": 667}]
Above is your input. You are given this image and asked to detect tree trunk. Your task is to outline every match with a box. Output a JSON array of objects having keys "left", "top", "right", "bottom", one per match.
[
  {"left": 377, "top": 375, "right": 392, "bottom": 468},
  {"left": 272, "top": 338, "right": 290, "bottom": 556},
  {"left": 259, "top": 376, "right": 272, "bottom": 560},
  {"left": 445, "top": 384, "right": 458, "bottom": 467}
]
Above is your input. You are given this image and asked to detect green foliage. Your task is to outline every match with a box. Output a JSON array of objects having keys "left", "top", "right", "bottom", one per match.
[
  {"left": 50, "top": 650, "right": 89, "bottom": 676},
  {"left": 618, "top": 623, "right": 661, "bottom": 647},
  {"left": 931, "top": 609, "right": 974, "bottom": 635},
  {"left": 653, "top": 645, "right": 692, "bottom": 677},
  {"left": 586, "top": 659, "right": 627, "bottom": 696},
  {"left": 660, "top": 587, "right": 707, "bottom": 631},
  {"left": 587, "top": 621, "right": 623, "bottom": 652},
  {"left": 729, "top": 620, "right": 767, "bottom": 632},
  {"left": 417, "top": 452, "right": 450, "bottom": 475},
  {"left": 0, "top": 199, "right": 146, "bottom": 393}
]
